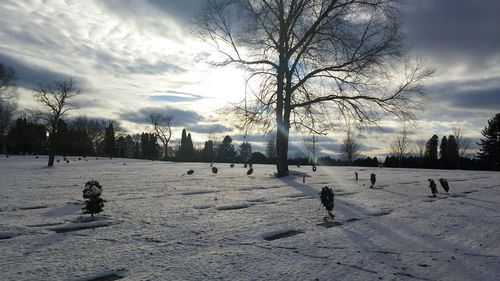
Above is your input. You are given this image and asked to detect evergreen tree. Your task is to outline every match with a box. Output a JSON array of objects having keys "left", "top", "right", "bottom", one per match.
[
  {"left": 141, "top": 133, "right": 151, "bottom": 159},
  {"left": 124, "top": 135, "right": 135, "bottom": 158},
  {"left": 82, "top": 179, "right": 105, "bottom": 218},
  {"left": 217, "top": 135, "right": 236, "bottom": 163},
  {"left": 104, "top": 123, "right": 115, "bottom": 159},
  {"left": 55, "top": 120, "right": 70, "bottom": 156},
  {"left": 186, "top": 132, "right": 194, "bottom": 161},
  {"left": 478, "top": 113, "right": 500, "bottom": 170},
  {"left": 132, "top": 134, "right": 141, "bottom": 158},
  {"left": 68, "top": 125, "right": 91, "bottom": 157},
  {"left": 203, "top": 140, "right": 214, "bottom": 163},
  {"left": 439, "top": 136, "right": 448, "bottom": 168},
  {"left": 238, "top": 141, "right": 252, "bottom": 163},
  {"left": 447, "top": 135, "right": 459, "bottom": 169},
  {"left": 250, "top": 151, "right": 267, "bottom": 164},
  {"left": 424, "top": 135, "right": 439, "bottom": 168},
  {"left": 116, "top": 136, "right": 126, "bottom": 158},
  {"left": 6, "top": 118, "right": 46, "bottom": 154},
  {"left": 149, "top": 134, "right": 159, "bottom": 160},
  {"left": 179, "top": 129, "right": 187, "bottom": 161}
]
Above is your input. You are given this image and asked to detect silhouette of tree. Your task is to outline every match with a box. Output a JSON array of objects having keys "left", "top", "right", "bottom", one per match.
[
  {"left": 6, "top": 117, "right": 46, "bottom": 155},
  {"left": 132, "top": 134, "right": 141, "bottom": 158},
  {"left": 203, "top": 140, "right": 215, "bottom": 164},
  {"left": 340, "top": 126, "right": 360, "bottom": 165},
  {"left": 0, "top": 63, "right": 17, "bottom": 102},
  {"left": 251, "top": 151, "right": 267, "bottom": 164},
  {"left": 302, "top": 135, "right": 317, "bottom": 165},
  {"left": 217, "top": 135, "right": 236, "bottom": 163},
  {"left": 415, "top": 139, "right": 426, "bottom": 168},
  {"left": 265, "top": 134, "right": 276, "bottom": 162},
  {"left": 390, "top": 127, "right": 412, "bottom": 167},
  {"left": 0, "top": 101, "right": 16, "bottom": 153},
  {"left": 148, "top": 113, "right": 173, "bottom": 160},
  {"left": 178, "top": 129, "right": 194, "bottom": 161},
  {"left": 478, "top": 113, "right": 500, "bottom": 170},
  {"left": 0, "top": 64, "right": 17, "bottom": 153},
  {"left": 197, "top": 0, "right": 434, "bottom": 176},
  {"left": 178, "top": 129, "right": 188, "bottom": 161},
  {"left": 238, "top": 141, "right": 252, "bottom": 163},
  {"left": 33, "top": 78, "right": 79, "bottom": 166},
  {"left": 452, "top": 126, "right": 472, "bottom": 168},
  {"left": 104, "top": 122, "right": 115, "bottom": 159},
  {"left": 55, "top": 119, "right": 70, "bottom": 156},
  {"left": 447, "top": 135, "right": 459, "bottom": 169},
  {"left": 452, "top": 127, "right": 471, "bottom": 157},
  {"left": 69, "top": 117, "right": 94, "bottom": 156},
  {"left": 186, "top": 132, "right": 194, "bottom": 161},
  {"left": 424, "top": 135, "right": 439, "bottom": 168},
  {"left": 439, "top": 135, "right": 448, "bottom": 168}
]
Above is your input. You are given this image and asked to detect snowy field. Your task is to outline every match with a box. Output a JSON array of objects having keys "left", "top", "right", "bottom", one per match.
[{"left": 1, "top": 156, "right": 499, "bottom": 281}]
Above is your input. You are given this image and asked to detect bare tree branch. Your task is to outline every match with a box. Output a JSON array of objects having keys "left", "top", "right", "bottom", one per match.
[
  {"left": 148, "top": 112, "right": 173, "bottom": 159},
  {"left": 0, "top": 63, "right": 17, "bottom": 102},
  {"left": 340, "top": 124, "right": 361, "bottom": 164},
  {"left": 33, "top": 77, "right": 80, "bottom": 166},
  {"left": 390, "top": 126, "right": 412, "bottom": 166}
]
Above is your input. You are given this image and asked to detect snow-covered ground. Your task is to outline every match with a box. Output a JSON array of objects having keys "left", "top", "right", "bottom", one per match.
[{"left": 1, "top": 155, "right": 499, "bottom": 281}]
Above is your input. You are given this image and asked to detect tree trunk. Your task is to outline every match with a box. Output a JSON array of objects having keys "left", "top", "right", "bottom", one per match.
[
  {"left": 47, "top": 132, "right": 56, "bottom": 166},
  {"left": 275, "top": 69, "right": 288, "bottom": 176},
  {"left": 276, "top": 122, "right": 289, "bottom": 177},
  {"left": 163, "top": 141, "right": 168, "bottom": 160}
]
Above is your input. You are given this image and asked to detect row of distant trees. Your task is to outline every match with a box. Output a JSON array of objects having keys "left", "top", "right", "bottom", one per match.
[
  {"left": 332, "top": 115, "right": 500, "bottom": 171},
  {"left": 173, "top": 130, "right": 265, "bottom": 164},
  {"left": 2, "top": 112, "right": 270, "bottom": 164}
]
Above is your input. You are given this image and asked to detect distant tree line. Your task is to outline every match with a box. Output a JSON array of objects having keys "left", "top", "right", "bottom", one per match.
[
  {"left": 317, "top": 156, "right": 380, "bottom": 168},
  {"left": 3, "top": 113, "right": 500, "bottom": 171},
  {"left": 381, "top": 120, "right": 498, "bottom": 171},
  {"left": 173, "top": 130, "right": 271, "bottom": 164}
]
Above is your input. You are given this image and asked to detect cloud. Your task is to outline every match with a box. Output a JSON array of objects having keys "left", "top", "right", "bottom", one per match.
[
  {"left": 118, "top": 106, "right": 203, "bottom": 127},
  {"left": 0, "top": 52, "right": 73, "bottom": 90},
  {"left": 186, "top": 123, "right": 232, "bottom": 134},
  {"left": 127, "top": 59, "right": 186, "bottom": 75},
  {"left": 404, "top": 0, "right": 500, "bottom": 63},
  {"left": 95, "top": 0, "right": 189, "bottom": 41},
  {"left": 149, "top": 91, "right": 204, "bottom": 103},
  {"left": 73, "top": 96, "right": 111, "bottom": 110},
  {"left": 91, "top": 51, "right": 186, "bottom": 76},
  {"left": 362, "top": 126, "right": 398, "bottom": 135},
  {"left": 450, "top": 88, "right": 500, "bottom": 110},
  {"left": 145, "top": 0, "right": 201, "bottom": 24}
]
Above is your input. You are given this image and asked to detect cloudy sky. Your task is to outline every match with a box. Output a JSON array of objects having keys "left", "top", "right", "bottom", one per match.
[{"left": 1, "top": 0, "right": 499, "bottom": 158}]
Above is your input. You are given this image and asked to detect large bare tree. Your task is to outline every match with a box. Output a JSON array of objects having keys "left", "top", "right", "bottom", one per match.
[
  {"left": 33, "top": 78, "right": 80, "bottom": 166},
  {"left": 197, "top": 0, "right": 434, "bottom": 176},
  {"left": 148, "top": 112, "right": 173, "bottom": 160}
]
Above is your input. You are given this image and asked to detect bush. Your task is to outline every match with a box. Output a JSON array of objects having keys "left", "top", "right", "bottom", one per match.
[{"left": 82, "top": 179, "right": 106, "bottom": 217}]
